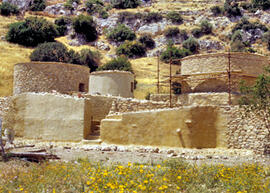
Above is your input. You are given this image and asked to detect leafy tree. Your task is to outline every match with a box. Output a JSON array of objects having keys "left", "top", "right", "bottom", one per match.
[
  {"left": 116, "top": 41, "right": 146, "bottom": 58},
  {"left": 251, "top": 0, "right": 270, "bottom": 10},
  {"left": 182, "top": 37, "right": 199, "bottom": 54},
  {"left": 98, "top": 56, "right": 133, "bottom": 72},
  {"left": 210, "top": 5, "right": 223, "bottom": 16},
  {"left": 138, "top": 34, "right": 155, "bottom": 49},
  {"left": 200, "top": 20, "right": 213, "bottom": 35},
  {"left": 85, "top": 0, "right": 103, "bottom": 14},
  {"left": 143, "top": 12, "right": 163, "bottom": 23},
  {"left": 107, "top": 24, "right": 136, "bottom": 42},
  {"left": 79, "top": 49, "right": 101, "bottom": 72},
  {"left": 0, "top": 2, "right": 19, "bottom": 16},
  {"left": 160, "top": 45, "right": 191, "bottom": 64},
  {"left": 224, "top": 0, "right": 242, "bottom": 17},
  {"left": 164, "top": 27, "right": 180, "bottom": 38},
  {"left": 55, "top": 16, "right": 72, "bottom": 36},
  {"left": 73, "top": 14, "right": 98, "bottom": 42},
  {"left": 6, "top": 17, "right": 58, "bottom": 47}
]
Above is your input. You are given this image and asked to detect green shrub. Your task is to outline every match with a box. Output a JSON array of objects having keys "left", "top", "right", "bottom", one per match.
[
  {"left": 85, "top": 0, "right": 103, "bottom": 14},
  {"left": 107, "top": 24, "right": 136, "bottom": 42},
  {"left": 111, "top": 0, "right": 140, "bottom": 9},
  {"left": 230, "top": 40, "right": 246, "bottom": 52},
  {"left": 182, "top": 37, "right": 199, "bottom": 54},
  {"left": 160, "top": 45, "right": 191, "bottom": 64},
  {"left": 29, "top": 0, "right": 46, "bottom": 11},
  {"left": 166, "top": 11, "right": 183, "bottom": 24},
  {"left": 251, "top": 0, "right": 270, "bottom": 10},
  {"left": 6, "top": 17, "right": 58, "bottom": 47},
  {"left": 98, "top": 56, "right": 133, "bottom": 72},
  {"left": 210, "top": 6, "right": 223, "bottom": 16},
  {"left": 232, "top": 17, "right": 268, "bottom": 33},
  {"left": 231, "top": 30, "right": 243, "bottom": 42},
  {"left": 79, "top": 49, "right": 101, "bottom": 72},
  {"left": 98, "top": 9, "right": 109, "bottom": 19},
  {"left": 191, "top": 28, "right": 201, "bottom": 38},
  {"left": 64, "top": 0, "right": 80, "bottom": 10},
  {"left": 116, "top": 41, "right": 146, "bottom": 58},
  {"left": 164, "top": 27, "right": 179, "bottom": 38},
  {"left": 179, "top": 30, "right": 188, "bottom": 40},
  {"left": 143, "top": 12, "right": 162, "bottom": 23},
  {"left": 118, "top": 11, "right": 142, "bottom": 23},
  {"left": 200, "top": 20, "right": 212, "bottom": 35},
  {"left": 138, "top": 34, "right": 155, "bottom": 49},
  {"left": 73, "top": 14, "right": 98, "bottom": 42},
  {"left": 55, "top": 16, "right": 72, "bottom": 36},
  {"left": 0, "top": 2, "right": 19, "bottom": 16},
  {"left": 30, "top": 42, "right": 73, "bottom": 63},
  {"left": 224, "top": 0, "right": 242, "bottom": 17}
]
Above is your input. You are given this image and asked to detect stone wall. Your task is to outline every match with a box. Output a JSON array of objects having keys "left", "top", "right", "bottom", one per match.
[
  {"left": 227, "top": 106, "right": 270, "bottom": 155},
  {"left": 0, "top": 97, "right": 11, "bottom": 120},
  {"left": 89, "top": 71, "right": 135, "bottom": 98},
  {"left": 150, "top": 93, "right": 241, "bottom": 106},
  {"left": 101, "top": 106, "right": 228, "bottom": 148},
  {"left": 3, "top": 93, "right": 92, "bottom": 141},
  {"left": 13, "top": 62, "right": 90, "bottom": 95},
  {"left": 181, "top": 52, "right": 268, "bottom": 76}
]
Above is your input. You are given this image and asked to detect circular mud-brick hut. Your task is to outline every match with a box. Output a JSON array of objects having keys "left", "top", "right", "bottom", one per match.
[
  {"left": 13, "top": 62, "right": 90, "bottom": 95},
  {"left": 89, "top": 71, "right": 135, "bottom": 98}
]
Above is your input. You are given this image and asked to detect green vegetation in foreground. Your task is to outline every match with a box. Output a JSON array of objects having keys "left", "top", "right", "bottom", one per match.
[{"left": 0, "top": 159, "right": 269, "bottom": 192}]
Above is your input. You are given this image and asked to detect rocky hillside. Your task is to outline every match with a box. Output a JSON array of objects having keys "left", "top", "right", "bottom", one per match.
[{"left": 1, "top": 0, "right": 270, "bottom": 98}]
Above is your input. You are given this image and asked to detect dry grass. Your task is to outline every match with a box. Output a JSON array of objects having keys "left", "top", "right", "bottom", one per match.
[{"left": 0, "top": 16, "right": 33, "bottom": 96}]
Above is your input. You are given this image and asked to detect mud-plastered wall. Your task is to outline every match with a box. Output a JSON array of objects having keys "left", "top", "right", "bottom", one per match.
[{"left": 13, "top": 62, "right": 90, "bottom": 95}]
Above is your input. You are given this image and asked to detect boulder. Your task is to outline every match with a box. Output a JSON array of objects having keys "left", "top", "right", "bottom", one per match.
[
  {"left": 44, "top": 3, "right": 72, "bottom": 16},
  {"left": 3, "top": 0, "right": 32, "bottom": 10},
  {"left": 198, "top": 40, "right": 224, "bottom": 50}
]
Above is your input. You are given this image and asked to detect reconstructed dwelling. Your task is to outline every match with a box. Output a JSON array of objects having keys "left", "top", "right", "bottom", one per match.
[{"left": 1, "top": 52, "right": 270, "bottom": 155}]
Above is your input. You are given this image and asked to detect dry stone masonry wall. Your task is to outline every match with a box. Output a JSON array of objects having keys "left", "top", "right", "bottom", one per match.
[{"left": 13, "top": 62, "right": 90, "bottom": 95}]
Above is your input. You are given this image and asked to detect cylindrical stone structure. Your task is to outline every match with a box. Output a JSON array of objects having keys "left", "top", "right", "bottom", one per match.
[
  {"left": 13, "top": 62, "right": 90, "bottom": 95},
  {"left": 89, "top": 71, "right": 135, "bottom": 98}
]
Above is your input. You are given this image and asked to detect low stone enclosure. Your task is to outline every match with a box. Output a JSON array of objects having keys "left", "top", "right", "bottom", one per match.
[{"left": 0, "top": 52, "right": 269, "bottom": 156}]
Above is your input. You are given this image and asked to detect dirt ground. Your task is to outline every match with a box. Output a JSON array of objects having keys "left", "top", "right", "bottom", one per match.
[{"left": 1, "top": 139, "right": 269, "bottom": 166}]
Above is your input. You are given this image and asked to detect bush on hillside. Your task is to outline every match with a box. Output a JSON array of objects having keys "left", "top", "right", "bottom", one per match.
[
  {"left": 224, "top": 0, "right": 242, "bottom": 17},
  {"left": 73, "top": 14, "right": 98, "bottom": 42},
  {"left": 117, "top": 11, "right": 142, "bottom": 23},
  {"left": 191, "top": 27, "right": 201, "bottom": 38},
  {"left": 107, "top": 24, "right": 136, "bottom": 42},
  {"left": 79, "top": 49, "right": 101, "bottom": 72},
  {"left": 263, "top": 31, "right": 270, "bottom": 50},
  {"left": 182, "top": 37, "right": 199, "bottom": 54},
  {"left": 6, "top": 17, "right": 58, "bottom": 47},
  {"left": 98, "top": 9, "right": 109, "bottom": 19},
  {"left": 0, "top": 2, "right": 19, "bottom": 16},
  {"left": 111, "top": 0, "right": 140, "bottom": 9},
  {"left": 64, "top": 0, "right": 80, "bottom": 10},
  {"left": 200, "top": 20, "right": 213, "bottom": 35},
  {"left": 98, "top": 56, "right": 133, "bottom": 72},
  {"left": 210, "top": 5, "right": 223, "bottom": 16},
  {"left": 251, "top": 0, "right": 270, "bottom": 10},
  {"left": 160, "top": 45, "right": 191, "bottom": 64},
  {"left": 30, "top": 42, "right": 73, "bottom": 63},
  {"left": 143, "top": 12, "right": 162, "bottom": 23},
  {"left": 138, "top": 34, "right": 155, "bottom": 49},
  {"left": 164, "top": 27, "right": 180, "bottom": 38},
  {"left": 85, "top": 0, "right": 103, "bottom": 14},
  {"left": 232, "top": 17, "right": 268, "bottom": 33},
  {"left": 230, "top": 40, "right": 246, "bottom": 52},
  {"left": 29, "top": 0, "right": 46, "bottom": 11},
  {"left": 231, "top": 30, "right": 243, "bottom": 42},
  {"left": 116, "top": 41, "right": 146, "bottom": 58},
  {"left": 166, "top": 11, "right": 183, "bottom": 24},
  {"left": 55, "top": 16, "right": 72, "bottom": 36}
]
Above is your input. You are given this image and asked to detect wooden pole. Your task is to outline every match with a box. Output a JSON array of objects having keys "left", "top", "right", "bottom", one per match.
[
  {"left": 157, "top": 54, "right": 160, "bottom": 94},
  {"left": 228, "top": 50, "right": 232, "bottom": 105},
  {"left": 169, "top": 51, "right": 172, "bottom": 108}
]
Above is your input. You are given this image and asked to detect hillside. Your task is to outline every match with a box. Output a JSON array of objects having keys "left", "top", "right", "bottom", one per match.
[{"left": 1, "top": 0, "right": 270, "bottom": 98}]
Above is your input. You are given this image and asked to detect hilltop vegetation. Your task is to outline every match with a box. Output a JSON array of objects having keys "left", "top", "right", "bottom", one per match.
[{"left": 0, "top": 0, "right": 270, "bottom": 98}]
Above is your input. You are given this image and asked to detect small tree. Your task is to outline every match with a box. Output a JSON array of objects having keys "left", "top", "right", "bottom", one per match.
[
  {"left": 138, "top": 34, "right": 155, "bottom": 49},
  {"left": 160, "top": 44, "right": 191, "bottom": 64},
  {"left": 116, "top": 41, "right": 146, "bottom": 58},
  {"left": 200, "top": 20, "right": 213, "bottom": 35},
  {"left": 107, "top": 24, "right": 136, "bottom": 42},
  {"left": 79, "top": 49, "right": 101, "bottom": 72},
  {"left": 111, "top": 0, "right": 140, "bottom": 9},
  {"left": 6, "top": 17, "right": 59, "bottom": 47},
  {"left": 29, "top": 0, "right": 46, "bottom": 11},
  {"left": 55, "top": 16, "right": 72, "bottom": 36},
  {"left": 0, "top": 2, "right": 19, "bottom": 16},
  {"left": 98, "top": 56, "right": 133, "bottom": 72},
  {"left": 182, "top": 37, "right": 199, "bottom": 54},
  {"left": 73, "top": 14, "right": 98, "bottom": 42},
  {"left": 166, "top": 11, "right": 183, "bottom": 24}
]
